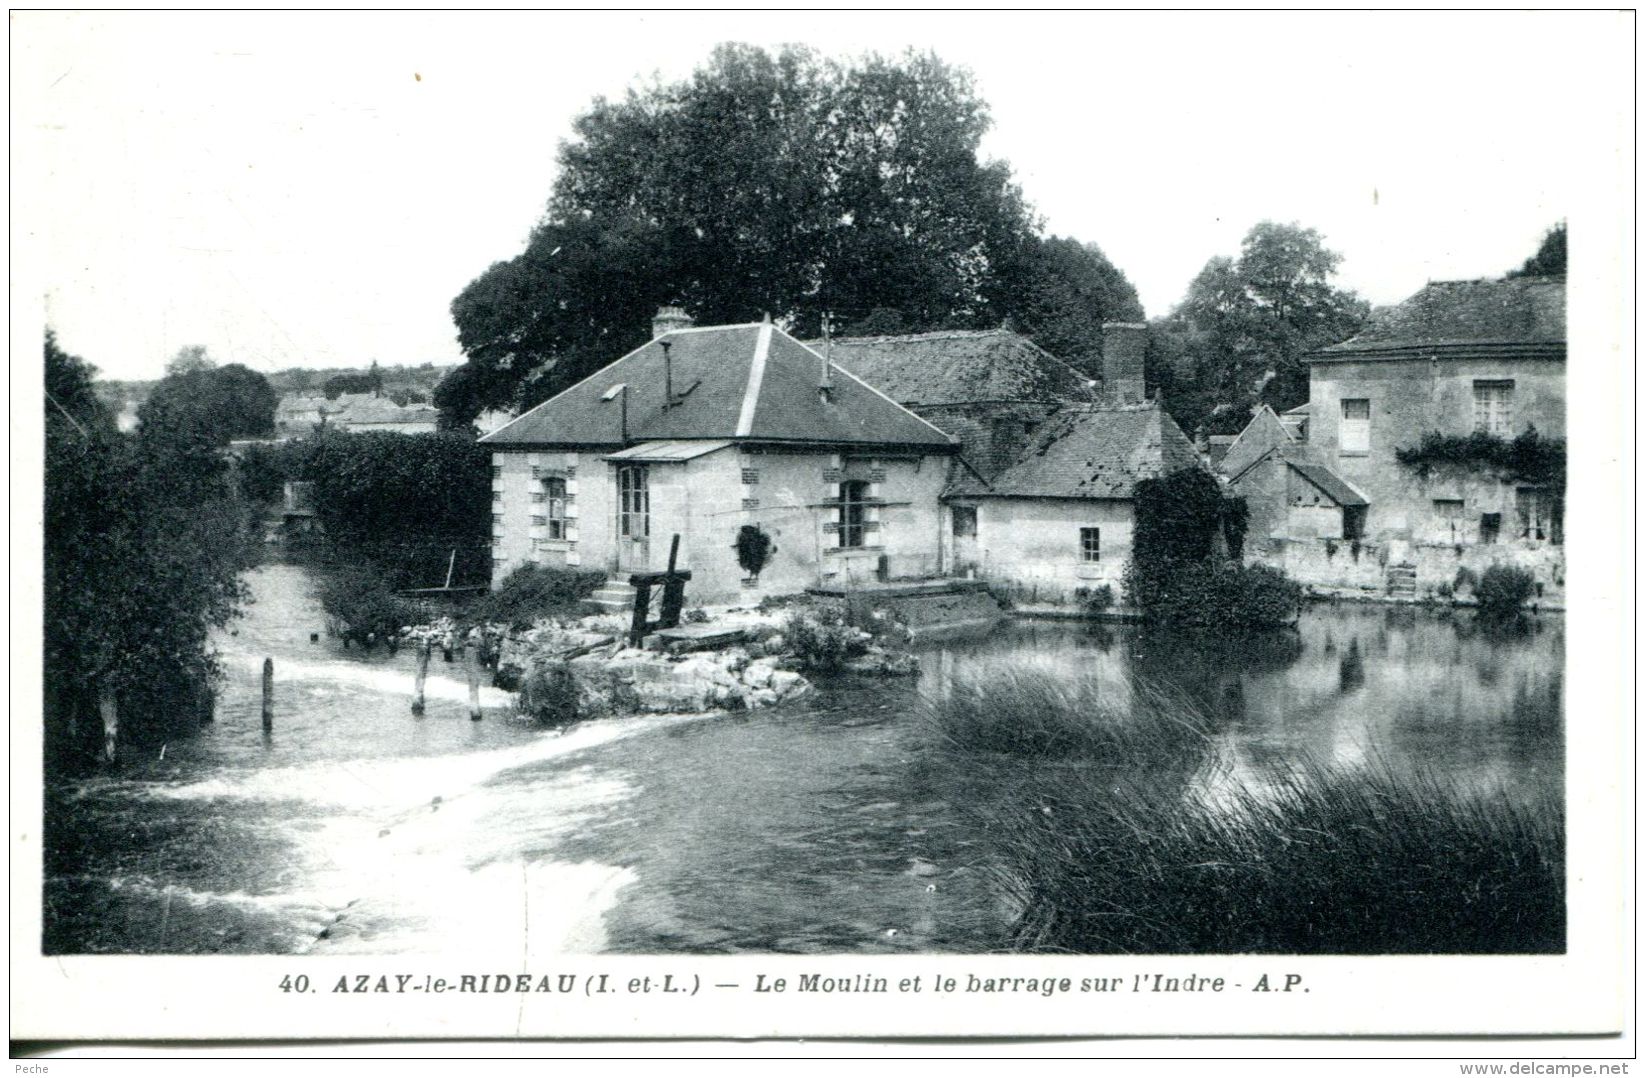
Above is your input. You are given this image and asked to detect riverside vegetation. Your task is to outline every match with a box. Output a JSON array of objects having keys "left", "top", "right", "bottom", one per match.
[{"left": 918, "top": 661, "right": 1564, "bottom": 955}]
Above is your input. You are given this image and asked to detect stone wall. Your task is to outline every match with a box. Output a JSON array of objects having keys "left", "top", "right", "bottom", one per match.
[
  {"left": 1262, "top": 535, "right": 1565, "bottom": 606},
  {"left": 945, "top": 496, "right": 1133, "bottom": 606},
  {"left": 1309, "top": 355, "right": 1564, "bottom": 542}
]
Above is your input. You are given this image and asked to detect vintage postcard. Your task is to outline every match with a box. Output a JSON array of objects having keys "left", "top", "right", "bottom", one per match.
[{"left": 10, "top": 10, "right": 1633, "bottom": 1052}]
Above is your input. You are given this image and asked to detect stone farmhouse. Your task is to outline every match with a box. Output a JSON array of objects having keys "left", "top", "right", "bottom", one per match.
[
  {"left": 822, "top": 325, "right": 1203, "bottom": 603},
  {"left": 482, "top": 310, "right": 1204, "bottom": 606},
  {"left": 1222, "top": 276, "right": 1566, "bottom": 603}
]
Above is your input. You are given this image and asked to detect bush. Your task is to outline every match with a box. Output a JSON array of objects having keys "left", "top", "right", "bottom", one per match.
[
  {"left": 1477, "top": 564, "right": 1537, "bottom": 619},
  {"left": 518, "top": 660, "right": 579, "bottom": 725},
  {"left": 318, "top": 569, "right": 430, "bottom": 642},
  {"left": 465, "top": 565, "right": 605, "bottom": 629},
  {"left": 1126, "top": 560, "right": 1301, "bottom": 628},
  {"left": 781, "top": 604, "right": 870, "bottom": 671}
]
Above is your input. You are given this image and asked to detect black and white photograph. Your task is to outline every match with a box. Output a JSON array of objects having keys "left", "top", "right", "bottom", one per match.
[{"left": 10, "top": 9, "right": 1632, "bottom": 1051}]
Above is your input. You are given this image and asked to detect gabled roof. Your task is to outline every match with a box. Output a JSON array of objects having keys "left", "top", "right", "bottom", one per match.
[
  {"left": 481, "top": 323, "right": 957, "bottom": 451},
  {"left": 1218, "top": 405, "right": 1294, "bottom": 478},
  {"left": 808, "top": 329, "right": 1096, "bottom": 407},
  {"left": 1288, "top": 461, "right": 1368, "bottom": 507},
  {"left": 1314, "top": 277, "right": 1565, "bottom": 362},
  {"left": 947, "top": 403, "right": 1203, "bottom": 500}
]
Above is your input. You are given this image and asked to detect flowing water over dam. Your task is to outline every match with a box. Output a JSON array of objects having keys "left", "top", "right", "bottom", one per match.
[{"left": 43, "top": 563, "right": 1563, "bottom": 955}]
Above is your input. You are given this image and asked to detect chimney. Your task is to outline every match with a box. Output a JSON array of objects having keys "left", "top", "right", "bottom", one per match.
[
  {"left": 1100, "top": 322, "right": 1147, "bottom": 402},
  {"left": 652, "top": 305, "right": 693, "bottom": 339},
  {"left": 819, "top": 311, "right": 835, "bottom": 400}
]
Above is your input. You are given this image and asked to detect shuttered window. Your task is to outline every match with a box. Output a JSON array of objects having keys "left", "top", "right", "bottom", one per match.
[{"left": 1340, "top": 399, "right": 1371, "bottom": 454}]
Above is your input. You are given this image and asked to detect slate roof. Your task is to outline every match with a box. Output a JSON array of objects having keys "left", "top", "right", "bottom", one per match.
[
  {"left": 808, "top": 329, "right": 1097, "bottom": 406},
  {"left": 481, "top": 322, "right": 957, "bottom": 451},
  {"left": 1289, "top": 461, "right": 1368, "bottom": 507},
  {"left": 947, "top": 403, "right": 1203, "bottom": 500},
  {"left": 1315, "top": 277, "right": 1565, "bottom": 361}
]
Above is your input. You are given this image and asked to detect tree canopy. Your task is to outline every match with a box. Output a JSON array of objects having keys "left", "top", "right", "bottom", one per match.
[
  {"left": 1156, "top": 221, "right": 1368, "bottom": 435},
  {"left": 1507, "top": 222, "right": 1566, "bottom": 278},
  {"left": 45, "top": 332, "right": 249, "bottom": 768},
  {"left": 139, "top": 358, "right": 278, "bottom": 446},
  {"left": 442, "top": 44, "right": 1141, "bottom": 424}
]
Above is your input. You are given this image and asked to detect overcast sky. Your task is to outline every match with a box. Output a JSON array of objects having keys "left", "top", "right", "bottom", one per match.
[{"left": 13, "top": 10, "right": 1631, "bottom": 382}]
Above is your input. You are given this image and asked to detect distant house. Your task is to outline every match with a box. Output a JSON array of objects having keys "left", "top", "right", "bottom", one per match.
[
  {"left": 273, "top": 392, "right": 439, "bottom": 438},
  {"left": 1223, "top": 276, "right": 1565, "bottom": 602},
  {"left": 828, "top": 322, "right": 1203, "bottom": 604},
  {"left": 480, "top": 308, "right": 958, "bottom": 604},
  {"left": 330, "top": 393, "right": 440, "bottom": 435}
]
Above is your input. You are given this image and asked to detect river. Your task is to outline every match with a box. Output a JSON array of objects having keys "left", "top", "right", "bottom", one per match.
[{"left": 42, "top": 563, "right": 1562, "bottom": 955}]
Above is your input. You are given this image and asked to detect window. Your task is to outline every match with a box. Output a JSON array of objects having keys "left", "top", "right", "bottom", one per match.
[
  {"left": 1340, "top": 398, "right": 1371, "bottom": 454},
  {"left": 951, "top": 506, "right": 977, "bottom": 539},
  {"left": 1342, "top": 506, "right": 1367, "bottom": 541},
  {"left": 1474, "top": 380, "right": 1515, "bottom": 436},
  {"left": 543, "top": 477, "right": 568, "bottom": 540},
  {"left": 838, "top": 480, "right": 870, "bottom": 548},
  {"left": 1433, "top": 499, "right": 1466, "bottom": 541},
  {"left": 617, "top": 465, "right": 649, "bottom": 539},
  {"left": 1516, "top": 488, "right": 1561, "bottom": 543},
  {"left": 1080, "top": 527, "right": 1101, "bottom": 563}
]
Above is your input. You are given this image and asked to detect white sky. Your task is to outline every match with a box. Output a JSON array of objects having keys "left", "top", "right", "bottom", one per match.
[{"left": 12, "top": 10, "right": 1632, "bottom": 382}]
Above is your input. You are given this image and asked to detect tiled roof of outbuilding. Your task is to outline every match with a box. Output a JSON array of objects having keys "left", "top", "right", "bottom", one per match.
[
  {"left": 947, "top": 403, "right": 1203, "bottom": 500},
  {"left": 811, "top": 329, "right": 1097, "bottom": 406},
  {"left": 1316, "top": 276, "right": 1565, "bottom": 359},
  {"left": 481, "top": 323, "right": 957, "bottom": 450}
]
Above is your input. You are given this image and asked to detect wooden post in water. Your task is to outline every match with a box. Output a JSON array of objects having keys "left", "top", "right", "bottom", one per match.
[
  {"left": 412, "top": 644, "right": 430, "bottom": 715},
  {"left": 96, "top": 683, "right": 119, "bottom": 764},
  {"left": 261, "top": 657, "right": 274, "bottom": 733},
  {"left": 467, "top": 646, "right": 482, "bottom": 721}
]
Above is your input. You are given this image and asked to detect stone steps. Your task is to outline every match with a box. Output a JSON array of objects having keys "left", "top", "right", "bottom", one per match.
[
  {"left": 588, "top": 579, "right": 637, "bottom": 614},
  {"left": 1385, "top": 563, "right": 1419, "bottom": 598}
]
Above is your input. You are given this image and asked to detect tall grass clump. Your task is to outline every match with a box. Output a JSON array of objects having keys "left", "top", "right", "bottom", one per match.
[
  {"left": 983, "top": 759, "right": 1564, "bottom": 955},
  {"left": 919, "top": 660, "right": 1214, "bottom": 767}
]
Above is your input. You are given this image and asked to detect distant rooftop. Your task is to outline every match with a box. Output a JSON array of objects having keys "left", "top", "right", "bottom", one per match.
[
  {"left": 808, "top": 328, "right": 1095, "bottom": 407},
  {"left": 1315, "top": 276, "right": 1565, "bottom": 360},
  {"left": 947, "top": 402, "right": 1202, "bottom": 500}
]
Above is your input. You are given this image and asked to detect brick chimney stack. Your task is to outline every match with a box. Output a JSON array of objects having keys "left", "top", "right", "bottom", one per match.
[
  {"left": 1101, "top": 322, "right": 1148, "bottom": 402},
  {"left": 652, "top": 305, "right": 694, "bottom": 339}
]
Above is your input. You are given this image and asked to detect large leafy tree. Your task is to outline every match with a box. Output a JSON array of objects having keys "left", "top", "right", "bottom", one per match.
[
  {"left": 994, "top": 236, "right": 1144, "bottom": 376},
  {"left": 1161, "top": 221, "right": 1368, "bottom": 435},
  {"left": 45, "top": 332, "right": 249, "bottom": 769},
  {"left": 139, "top": 354, "right": 278, "bottom": 446},
  {"left": 443, "top": 45, "right": 1138, "bottom": 424}
]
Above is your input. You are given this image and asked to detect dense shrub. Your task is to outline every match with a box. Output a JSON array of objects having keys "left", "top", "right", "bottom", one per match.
[
  {"left": 781, "top": 604, "right": 870, "bottom": 671},
  {"left": 1477, "top": 564, "right": 1537, "bottom": 619},
  {"left": 1126, "top": 467, "right": 1297, "bottom": 627},
  {"left": 1126, "top": 560, "right": 1301, "bottom": 628},
  {"left": 517, "top": 660, "right": 579, "bottom": 725},
  {"left": 318, "top": 569, "right": 430, "bottom": 642},
  {"left": 465, "top": 565, "right": 605, "bottom": 629},
  {"left": 232, "top": 431, "right": 493, "bottom": 586}
]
